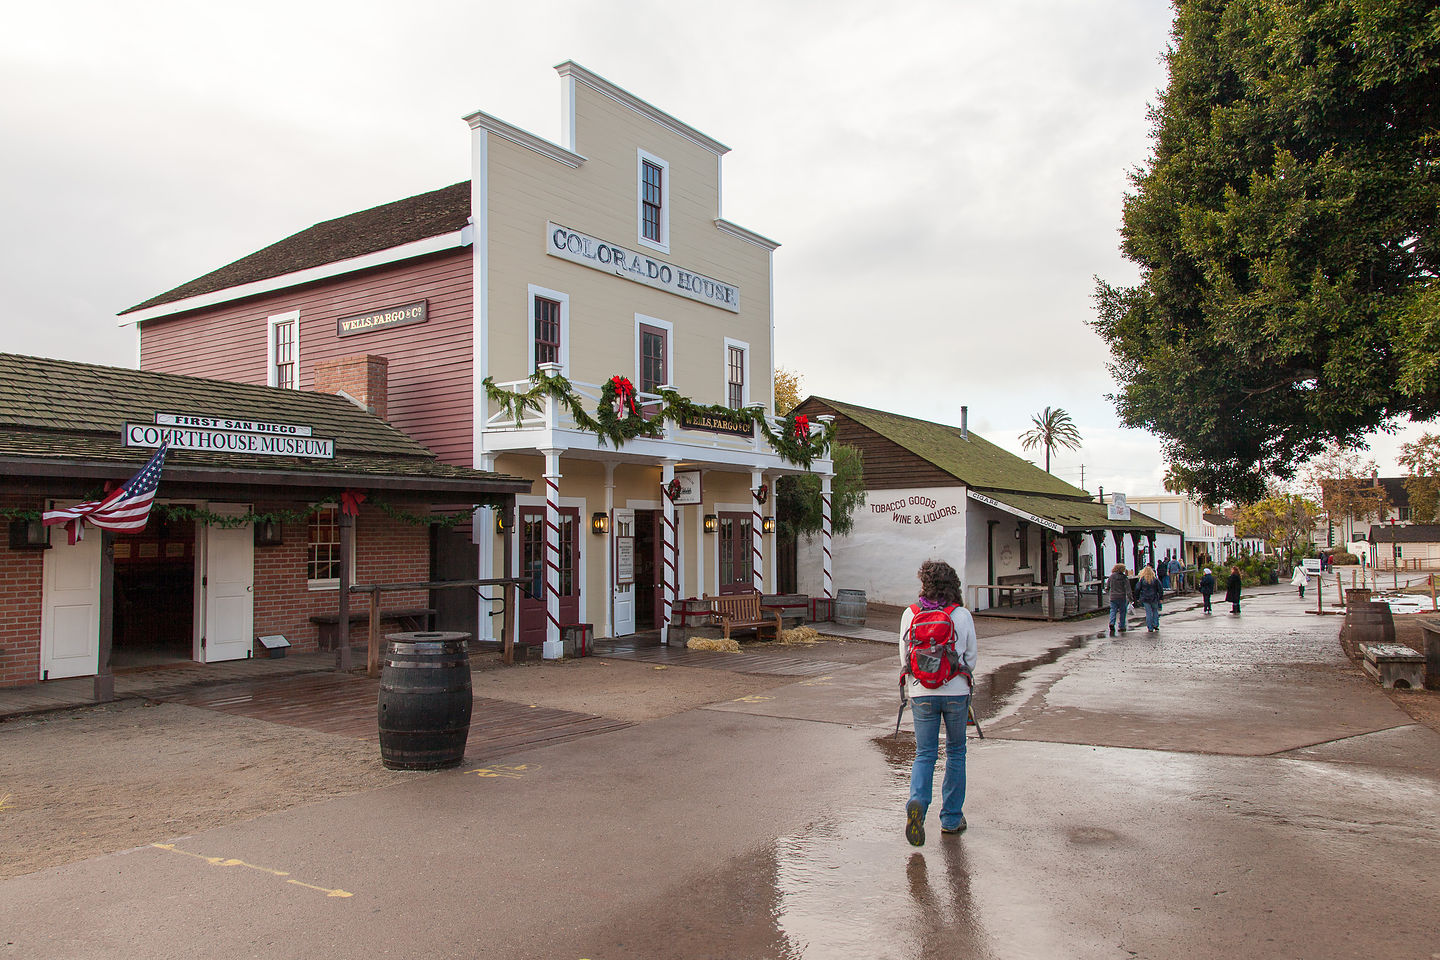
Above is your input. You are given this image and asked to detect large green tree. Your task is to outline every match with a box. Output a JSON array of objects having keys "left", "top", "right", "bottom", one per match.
[
  {"left": 1094, "top": 0, "right": 1440, "bottom": 503},
  {"left": 1398, "top": 431, "right": 1440, "bottom": 522}
]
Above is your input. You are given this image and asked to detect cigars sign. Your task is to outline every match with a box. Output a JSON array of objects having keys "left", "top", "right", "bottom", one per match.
[{"left": 546, "top": 223, "right": 740, "bottom": 313}]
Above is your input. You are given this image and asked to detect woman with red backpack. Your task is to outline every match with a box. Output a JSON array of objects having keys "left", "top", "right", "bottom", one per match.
[{"left": 901, "top": 559, "right": 978, "bottom": 847}]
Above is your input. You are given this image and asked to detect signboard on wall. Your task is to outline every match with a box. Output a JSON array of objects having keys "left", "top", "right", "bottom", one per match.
[
  {"left": 546, "top": 223, "right": 740, "bottom": 313},
  {"left": 127, "top": 417, "right": 334, "bottom": 459},
  {"left": 615, "top": 537, "right": 635, "bottom": 585},
  {"left": 671, "top": 471, "right": 702, "bottom": 505},
  {"left": 337, "top": 300, "right": 428, "bottom": 337},
  {"left": 1107, "top": 493, "right": 1131, "bottom": 521}
]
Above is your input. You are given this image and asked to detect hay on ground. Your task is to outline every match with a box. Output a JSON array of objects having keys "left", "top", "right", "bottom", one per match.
[
  {"left": 687, "top": 636, "right": 741, "bottom": 653},
  {"left": 777, "top": 626, "right": 821, "bottom": 645}
]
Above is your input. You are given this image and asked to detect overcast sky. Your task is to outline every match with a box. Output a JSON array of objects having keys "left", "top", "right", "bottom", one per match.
[{"left": 1, "top": 0, "right": 1426, "bottom": 497}]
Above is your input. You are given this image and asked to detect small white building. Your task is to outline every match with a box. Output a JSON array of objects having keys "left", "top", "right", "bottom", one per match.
[{"left": 792, "top": 398, "right": 1177, "bottom": 616}]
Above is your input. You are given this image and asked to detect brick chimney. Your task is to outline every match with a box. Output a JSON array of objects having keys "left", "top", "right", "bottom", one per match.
[{"left": 314, "top": 354, "right": 388, "bottom": 420}]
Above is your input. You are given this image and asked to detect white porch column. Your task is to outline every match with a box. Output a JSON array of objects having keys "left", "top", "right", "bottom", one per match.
[
  {"left": 542, "top": 448, "right": 563, "bottom": 660},
  {"left": 751, "top": 467, "right": 765, "bottom": 594},
  {"left": 602, "top": 461, "right": 615, "bottom": 639},
  {"left": 476, "top": 452, "right": 497, "bottom": 641},
  {"left": 661, "top": 460, "right": 678, "bottom": 645},
  {"left": 821, "top": 473, "right": 834, "bottom": 600}
]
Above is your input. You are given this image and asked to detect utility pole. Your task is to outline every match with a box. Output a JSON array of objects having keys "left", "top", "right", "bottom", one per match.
[{"left": 1079, "top": 464, "right": 1086, "bottom": 490}]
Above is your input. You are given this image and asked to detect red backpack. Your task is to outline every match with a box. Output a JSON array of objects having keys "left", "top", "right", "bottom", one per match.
[{"left": 902, "top": 603, "right": 970, "bottom": 689}]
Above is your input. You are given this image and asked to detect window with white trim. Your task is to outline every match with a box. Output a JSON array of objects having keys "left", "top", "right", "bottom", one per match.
[
  {"left": 639, "top": 323, "right": 667, "bottom": 393},
  {"left": 267, "top": 311, "right": 300, "bottom": 389},
  {"left": 527, "top": 285, "right": 569, "bottom": 374},
  {"left": 636, "top": 150, "right": 669, "bottom": 252},
  {"left": 307, "top": 505, "right": 341, "bottom": 586},
  {"left": 723, "top": 339, "right": 749, "bottom": 410}
]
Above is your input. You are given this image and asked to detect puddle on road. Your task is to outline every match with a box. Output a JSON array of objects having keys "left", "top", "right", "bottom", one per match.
[{"left": 972, "top": 634, "right": 1093, "bottom": 721}]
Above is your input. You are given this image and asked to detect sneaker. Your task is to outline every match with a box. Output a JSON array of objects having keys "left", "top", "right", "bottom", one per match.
[
  {"left": 905, "top": 800, "right": 925, "bottom": 847},
  {"left": 941, "top": 817, "right": 968, "bottom": 835},
  {"left": 1109, "top": 626, "right": 1116, "bottom": 636}
]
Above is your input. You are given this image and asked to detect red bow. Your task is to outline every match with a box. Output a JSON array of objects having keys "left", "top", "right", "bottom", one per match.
[
  {"left": 610, "top": 376, "right": 639, "bottom": 416},
  {"left": 340, "top": 489, "right": 367, "bottom": 516},
  {"left": 793, "top": 414, "right": 810, "bottom": 440}
]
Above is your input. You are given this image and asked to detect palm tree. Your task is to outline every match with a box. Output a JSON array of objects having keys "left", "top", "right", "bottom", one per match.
[{"left": 1019, "top": 407, "right": 1082, "bottom": 473}]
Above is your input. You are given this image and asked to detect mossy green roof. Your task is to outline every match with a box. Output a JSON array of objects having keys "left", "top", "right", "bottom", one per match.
[{"left": 810, "top": 396, "right": 1178, "bottom": 534}]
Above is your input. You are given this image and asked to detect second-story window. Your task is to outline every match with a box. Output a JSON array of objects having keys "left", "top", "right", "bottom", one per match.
[
  {"left": 642, "top": 161, "right": 663, "bottom": 242},
  {"left": 639, "top": 323, "right": 667, "bottom": 393},
  {"left": 727, "top": 345, "right": 745, "bottom": 409},
  {"left": 637, "top": 150, "right": 669, "bottom": 252},
  {"left": 534, "top": 297, "right": 561, "bottom": 368},
  {"left": 268, "top": 311, "right": 299, "bottom": 389}
]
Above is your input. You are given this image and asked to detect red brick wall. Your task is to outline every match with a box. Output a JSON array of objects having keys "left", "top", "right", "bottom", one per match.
[
  {"left": 314, "top": 355, "right": 389, "bottom": 420},
  {"left": 252, "top": 505, "right": 431, "bottom": 652},
  {"left": 0, "top": 494, "right": 47, "bottom": 686}
]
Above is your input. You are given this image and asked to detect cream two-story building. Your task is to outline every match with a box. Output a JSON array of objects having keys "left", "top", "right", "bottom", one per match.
[{"left": 123, "top": 62, "right": 833, "bottom": 657}]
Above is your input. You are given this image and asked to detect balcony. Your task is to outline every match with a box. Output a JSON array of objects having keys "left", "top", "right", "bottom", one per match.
[{"left": 481, "top": 366, "right": 833, "bottom": 474}]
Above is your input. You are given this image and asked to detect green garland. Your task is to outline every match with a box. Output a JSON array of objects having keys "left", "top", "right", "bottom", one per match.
[
  {"left": 2, "top": 499, "right": 499, "bottom": 531},
  {"left": 484, "top": 373, "right": 835, "bottom": 467}
]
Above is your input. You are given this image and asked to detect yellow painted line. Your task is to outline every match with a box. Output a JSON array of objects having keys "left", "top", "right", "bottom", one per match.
[
  {"left": 150, "top": 843, "right": 353, "bottom": 898},
  {"left": 468, "top": 762, "right": 538, "bottom": 780},
  {"left": 731, "top": 695, "right": 774, "bottom": 703},
  {"left": 0, "top": 793, "right": 14, "bottom": 813}
]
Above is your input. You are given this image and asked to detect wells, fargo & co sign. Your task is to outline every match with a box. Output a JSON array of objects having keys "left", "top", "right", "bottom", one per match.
[{"left": 337, "top": 301, "right": 427, "bottom": 337}]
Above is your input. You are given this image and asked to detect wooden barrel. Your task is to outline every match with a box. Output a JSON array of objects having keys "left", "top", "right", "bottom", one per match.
[
  {"left": 1347, "top": 601, "right": 1395, "bottom": 650},
  {"left": 835, "top": 589, "right": 867, "bottom": 626},
  {"left": 378, "top": 632, "right": 473, "bottom": 771},
  {"left": 1346, "top": 588, "right": 1372, "bottom": 607}
]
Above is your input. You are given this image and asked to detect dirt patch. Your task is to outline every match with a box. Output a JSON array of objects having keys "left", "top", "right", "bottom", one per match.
[
  {"left": 0, "top": 700, "right": 420, "bottom": 881},
  {"left": 1384, "top": 613, "right": 1440, "bottom": 733}
]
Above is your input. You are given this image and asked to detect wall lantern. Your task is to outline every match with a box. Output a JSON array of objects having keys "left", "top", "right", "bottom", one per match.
[
  {"left": 495, "top": 512, "right": 508, "bottom": 535},
  {"left": 8, "top": 517, "right": 50, "bottom": 550},
  {"left": 704, "top": 514, "right": 718, "bottom": 534},
  {"left": 591, "top": 512, "right": 610, "bottom": 536},
  {"left": 762, "top": 517, "right": 776, "bottom": 534},
  {"left": 254, "top": 519, "right": 283, "bottom": 547}
]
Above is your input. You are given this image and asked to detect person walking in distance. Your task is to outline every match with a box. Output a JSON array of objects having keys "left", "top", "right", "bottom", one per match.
[
  {"left": 1106, "top": 563, "right": 1133, "bottom": 636},
  {"left": 901, "top": 560, "right": 977, "bottom": 847},
  {"left": 1225, "top": 566, "right": 1244, "bottom": 614},
  {"left": 1136, "top": 565, "right": 1165, "bottom": 633},
  {"left": 1291, "top": 565, "right": 1308, "bottom": 599},
  {"left": 1199, "top": 567, "right": 1216, "bottom": 613}
]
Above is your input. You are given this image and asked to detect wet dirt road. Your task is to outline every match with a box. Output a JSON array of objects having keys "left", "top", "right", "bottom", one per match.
[{"left": 3, "top": 591, "right": 1437, "bottom": 959}]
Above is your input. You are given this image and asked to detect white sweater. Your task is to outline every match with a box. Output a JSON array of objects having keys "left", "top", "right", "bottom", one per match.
[{"left": 899, "top": 603, "right": 978, "bottom": 697}]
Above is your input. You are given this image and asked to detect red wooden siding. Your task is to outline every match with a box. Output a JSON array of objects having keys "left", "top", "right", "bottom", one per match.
[{"left": 139, "top": 250, "right": 474, "bottom": 466}]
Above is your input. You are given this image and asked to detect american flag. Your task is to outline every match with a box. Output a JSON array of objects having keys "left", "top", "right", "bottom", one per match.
[{"left": 43, "top": 442, "right": 169, "bottom": 544}]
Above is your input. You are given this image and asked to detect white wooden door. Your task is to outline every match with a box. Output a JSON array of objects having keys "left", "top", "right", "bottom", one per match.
[
  {"left": 612, "top": 508, "right": 636, "bottom": 636},
  {"left": 202, "top": 504, "right": 254, "bottom": 662},
  {"left": 40, "top": 531, "right": 101, "bottom": 680}
]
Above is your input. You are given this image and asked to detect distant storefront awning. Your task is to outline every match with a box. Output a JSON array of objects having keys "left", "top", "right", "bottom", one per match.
[{"left": 966, "top": 489, "right": 1181, "bottom": 536}]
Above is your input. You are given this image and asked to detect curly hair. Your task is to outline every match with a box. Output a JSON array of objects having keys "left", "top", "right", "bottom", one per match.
[{"left": 917, "top": 559, "right": 963, "bottom": 606}]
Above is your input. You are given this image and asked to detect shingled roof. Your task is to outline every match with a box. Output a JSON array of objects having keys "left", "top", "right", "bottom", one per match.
[
  {"left": 0, "top": 353, "right": 528, "bottom": 496},
  {"left": 800, "top": 396, "right": 1177, "bottom": 534},
  {"left": 120, "top": 182, "right": 471, "bottom": 315},
  {"left": 1368, "top": 523, "right": 1440, "bottom": 543}
]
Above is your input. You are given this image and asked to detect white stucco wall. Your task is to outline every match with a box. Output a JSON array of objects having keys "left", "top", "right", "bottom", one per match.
[{"left": 797, "top": 486, "right": 967, "bottom": 606}]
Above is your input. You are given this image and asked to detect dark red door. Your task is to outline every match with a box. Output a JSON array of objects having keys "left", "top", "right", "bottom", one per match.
[
  {"left": 717, "top": 512, "right": 753, "bottom": 595},
  {"left": 518, "top": 506, "right": 580, "bottom": 646}
]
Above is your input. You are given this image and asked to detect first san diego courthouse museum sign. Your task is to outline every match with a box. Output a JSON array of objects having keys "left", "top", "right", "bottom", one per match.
[
  {"left": 546, "top": 223, "right": 740, "bottom": 312},
  {"left": 124, "top": 413, "right": 335, "bottom": 459}
]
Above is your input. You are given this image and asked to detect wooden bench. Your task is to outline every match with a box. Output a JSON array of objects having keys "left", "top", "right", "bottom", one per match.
[
  {"left": 761, "top": 593, "right": 809, "bottom": 626},
  {"left": 310, "top": 607, "right": 435, "bottom": 649},
  {"left": 997, "top": 574, "right": 1044, "bottom": 606},
  {"left": 702, "top": 591, "right": 783, "bottom": 641}
]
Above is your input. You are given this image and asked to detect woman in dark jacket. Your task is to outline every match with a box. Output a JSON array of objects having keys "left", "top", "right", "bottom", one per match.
[
  {"left": 1225, "top": 566, "right": 1243, "bottom": 614},
  {"left": 1135, "top": 565, "right": 1165, "bottom": 632},
  {"left": 1198, "top": 568, "right": 1216, "bottom": 613},
  {"left": 1105, "top": 563, "right": 1132, "bottom": 636}
]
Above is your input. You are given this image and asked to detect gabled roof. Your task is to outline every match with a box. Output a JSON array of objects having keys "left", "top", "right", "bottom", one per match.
[
  {"left": 0, "top": 353, "right": 528, "bottom": 496},
  {"left": 805, "top": 397, "right": 1088, "bottom": 498},
  {"left": 1203, "top": 512, "right": 1233, "bottom": 526},
  {"left": 120, "top": 182, "right": 470, "bottom": 315},
  {"left": 1368, "top": 523, "right": 1440, "bottom": 543},
  {"left": 801, "top": 396, "right": 1178, "bottom": 534}
]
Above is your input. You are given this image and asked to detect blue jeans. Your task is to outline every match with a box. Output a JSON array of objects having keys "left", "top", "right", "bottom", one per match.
[
  {"left": 1108, "top": 598, "right": 1128, "bottom": 632},
  {"left": 909, "top": 695, "right": 969, "bottom": 830},
  {"left": 1143, "top": 601, "right": 1160, "bottom": 630}
]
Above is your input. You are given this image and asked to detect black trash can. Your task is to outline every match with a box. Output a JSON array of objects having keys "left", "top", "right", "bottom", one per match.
[{"left": 378, "top": 632, "right": 473, "bottom": 771}]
